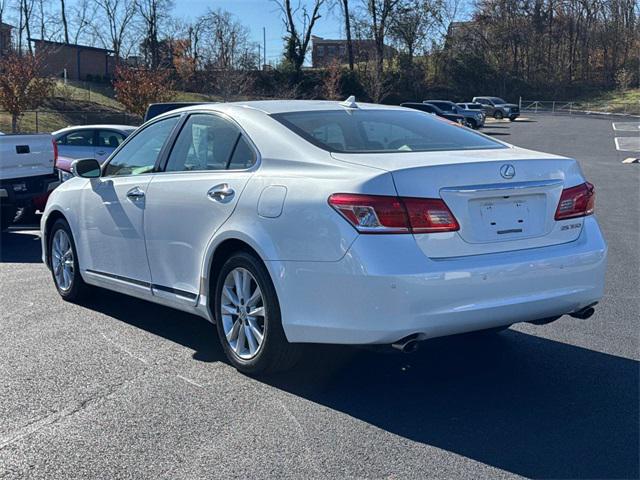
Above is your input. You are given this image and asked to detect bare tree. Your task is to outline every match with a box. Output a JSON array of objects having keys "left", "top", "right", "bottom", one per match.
[
  {"left": 94, "top": 0, "right": 138, "bottom": 59},
  {"left": 137, "top": 0, "right": 174, "bottom": 68},
  {"left": 362, "top": 0, "right": 401, "bottom": 75},
  {"left": 273, "top": 0, "right": 326, "bottom": 72},
  {"left": 389, "top": 0, "right": 441, "bottom": 62},
  {"left": 340, "top": 0, "right": 355, "bottom": 70},
  {"left": 71, "top": 0, "right": 96, "bottom": 44},
  {"left": 60, "top": 0, "right": 68, "bottom": 42}
]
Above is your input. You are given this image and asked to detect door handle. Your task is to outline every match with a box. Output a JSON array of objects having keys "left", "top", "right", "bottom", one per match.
[
  {"left": 96, "top": 150, "right": 106, "bottom": 156},
  {"left": 126, "top": 186, "right": 145, "bottom": 200},
  {"left": 207, "top": 184, "right": 235, "bottom": 203}
]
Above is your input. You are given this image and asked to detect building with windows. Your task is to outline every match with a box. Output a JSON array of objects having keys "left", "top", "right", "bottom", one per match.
[{"left": 311, "top": 36, "right": 396, "bottom": 67}]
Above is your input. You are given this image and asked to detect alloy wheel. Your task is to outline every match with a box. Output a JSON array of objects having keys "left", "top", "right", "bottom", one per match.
[
  {"left": 51, "top": 229, "right": 74, "bottom": 292},
  {"left": 220, "top": 267, "right": 266, "bottom": 360}
]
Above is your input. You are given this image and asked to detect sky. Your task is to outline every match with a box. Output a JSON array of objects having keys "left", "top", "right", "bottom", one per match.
[{"left": 172, "top": 0, "right": 346, "bottom": 65}]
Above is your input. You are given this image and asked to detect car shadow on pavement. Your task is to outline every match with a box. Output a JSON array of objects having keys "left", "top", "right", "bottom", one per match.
[
  {"left": 266, "top": 332, "right": 639, "bottom": 479},
  {"left": 0, "top": 228, "right": 43, "bottom": 263},
  {"left": 60, "top": 285, "right": 639, "bottom": 479}
]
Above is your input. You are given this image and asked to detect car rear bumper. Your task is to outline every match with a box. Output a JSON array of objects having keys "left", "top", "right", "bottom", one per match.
[
  {"left": 0, "top": 173, "right": 59, "bottom": 208},
  {"left": 270, "top": 216, "right": 606, "bottom": 344}
]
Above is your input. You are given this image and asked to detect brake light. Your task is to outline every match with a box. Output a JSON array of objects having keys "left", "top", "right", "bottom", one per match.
[
  {"left": 52, "top": 138, "right": 58, "bottom": 167},
  {"left": 328, "top": 193, "right": 459, "bottom": 234},
  {"left": 555, "top": 182, "right": 595, "bottom": 220}
]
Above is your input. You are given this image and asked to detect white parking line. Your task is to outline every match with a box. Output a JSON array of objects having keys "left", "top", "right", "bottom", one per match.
[
  {"left": 176, "top": 375, "right": 203, "bottom": 388},
  {"left": 612, "top": 122, "right": 640, "bottom": 132},
  {"left": 614, "top": 137, "right": 640, "bottom": 152}
]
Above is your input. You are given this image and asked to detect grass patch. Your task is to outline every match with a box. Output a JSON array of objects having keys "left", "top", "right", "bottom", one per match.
[
  {"left": 575, "top": 89, "right": 640, "bottom": 115},
  {"left": 53, "top": 80, "right": 124, "bottom": 110}
]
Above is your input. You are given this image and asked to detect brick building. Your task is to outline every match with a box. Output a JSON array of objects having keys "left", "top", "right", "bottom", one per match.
[
  {"left": 0, "top": 22, "right": 13, "bottom": 57},
  {"left": 311, "top": 35, "right": 396, "bottom": 67},
  {"left": 30, "top": 39, "right": 116, "bottom": 80}
]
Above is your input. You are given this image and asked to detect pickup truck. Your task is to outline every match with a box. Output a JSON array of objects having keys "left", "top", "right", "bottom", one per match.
[{"left": 0, "top": 133, "right": 59, "bottom": 231}]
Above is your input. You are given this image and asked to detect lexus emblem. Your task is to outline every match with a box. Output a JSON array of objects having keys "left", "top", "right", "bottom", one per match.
[{"left": 500, "top": 164, "right": 516, "bottom": 179}]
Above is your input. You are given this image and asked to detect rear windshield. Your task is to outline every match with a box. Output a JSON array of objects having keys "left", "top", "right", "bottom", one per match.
[{"left": 271, "top": 109, "right": 505, "bottom": 153}]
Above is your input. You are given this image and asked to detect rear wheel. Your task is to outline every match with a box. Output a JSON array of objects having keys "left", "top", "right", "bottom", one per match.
[
  {"left": 214, "top": 251, "right": 302, "bottom": 375},
  {"left": 509, "top": 116, "right": 518, "bottom": 122},
  {"left": 49, "top": 219, "right": 89, "bottom": 302},
  {"left": 465, "top": 118, "right": 478, "bottom": 129},
  {"left": 494, "top": 110, "right": 504, "bottom": 120}
]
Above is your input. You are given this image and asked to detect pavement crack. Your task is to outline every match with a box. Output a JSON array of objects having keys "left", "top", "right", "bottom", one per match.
[{"left": 0, "top": 371, "right": 146, "bottom": 451}]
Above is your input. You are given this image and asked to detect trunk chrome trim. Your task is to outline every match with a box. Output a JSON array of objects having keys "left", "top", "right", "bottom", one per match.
[{"left": 440, "top": 179, "right": 563, "bottom": 193}]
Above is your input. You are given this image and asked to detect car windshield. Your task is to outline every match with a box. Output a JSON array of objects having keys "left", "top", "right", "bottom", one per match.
[
  {"left": 490, "top": 97, "right": 507, "bottom": 104},
  {"left": 467, "top": 104, "right": 482, "bottom": 110},
  {"left": 272, "top": 109, "right": 505, "bottom": 153}
]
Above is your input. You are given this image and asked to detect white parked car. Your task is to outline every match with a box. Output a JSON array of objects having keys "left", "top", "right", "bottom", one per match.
[
  {"left": 52, "top": 125, "right": 136, "bottom": 164},
  {"left": 41, "top": 100, "right": 607, "bottom": 374}
]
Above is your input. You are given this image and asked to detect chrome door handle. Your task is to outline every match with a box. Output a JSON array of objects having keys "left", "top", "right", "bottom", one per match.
[
  {"left": 126, "top": 186, "right": 145, "bottom": 200},
  {"left": 207, "top": 184, "right": 235, "bottom": 203}
]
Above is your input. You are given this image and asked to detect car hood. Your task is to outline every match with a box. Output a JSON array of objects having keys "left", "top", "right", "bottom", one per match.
[{"left": 498, "top": 103, "right": 519, "bottom": 108}]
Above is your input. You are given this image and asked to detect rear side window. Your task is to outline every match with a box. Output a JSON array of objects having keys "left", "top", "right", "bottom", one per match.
[
  {"left": 272, "top": 109, "right": 504, "bottom": 153},
  {"left": 104, "top": 116, "right": 179, "bottom": 176},
  {"left": 98, "top": 130, "right": 125, "bottom": 148},
  {"left": 166, "top": 114, "right": 255, "bottom": 172}
]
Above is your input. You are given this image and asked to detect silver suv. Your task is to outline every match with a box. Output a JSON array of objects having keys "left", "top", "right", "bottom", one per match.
[{"left": 472, "top": 97, "right": 520, "bottom": 121}]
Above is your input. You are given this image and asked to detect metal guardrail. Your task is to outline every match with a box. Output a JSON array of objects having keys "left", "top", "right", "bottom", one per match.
[{"left": 519, "top": 99, "right": 640, "bottom": 117}]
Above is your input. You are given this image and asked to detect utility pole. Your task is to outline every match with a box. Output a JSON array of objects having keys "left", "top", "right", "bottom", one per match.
[{"left": 263, "top": 27, "right": 266, "bottom": 70}]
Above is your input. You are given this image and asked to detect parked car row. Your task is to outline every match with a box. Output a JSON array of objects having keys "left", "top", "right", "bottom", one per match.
[{"left": 400, "top": 96, "right": 520, "bottom": 130}]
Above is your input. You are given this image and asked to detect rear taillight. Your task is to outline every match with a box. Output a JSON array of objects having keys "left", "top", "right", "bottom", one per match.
[
  {"left": 555, "top": 182, "right": 595, "bottom": 220},
  {"left": 328, "top": 193, "right": 459, "bottom": 234},
  {"left": 52, "top": 138, "right": 58, "bottom": 168}
]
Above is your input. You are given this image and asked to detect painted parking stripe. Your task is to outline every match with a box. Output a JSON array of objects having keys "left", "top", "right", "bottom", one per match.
[
  {"left": 622, "top": 157, "right": 639, "bottom": 164},
  {"left": 614, "top": 137, "right": 640, "bottom": 152},
  {"left": 612, "top": 122, "right": 640, "bottom": 132}
]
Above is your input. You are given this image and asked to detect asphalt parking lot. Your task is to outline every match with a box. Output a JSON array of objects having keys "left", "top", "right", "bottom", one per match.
[{"left": 1, "top": 114, "right": 638, "bottom": 479}]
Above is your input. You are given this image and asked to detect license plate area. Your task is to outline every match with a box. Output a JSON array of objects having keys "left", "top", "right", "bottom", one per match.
[{"left": 467, "top": 193, "right": 546, "bottom": 242}]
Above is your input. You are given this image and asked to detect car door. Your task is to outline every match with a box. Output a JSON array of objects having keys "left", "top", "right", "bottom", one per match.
[
  {"left": 56, "top": 129, "right": 96, "bottom": 160},
  {"left": 77, "top": 116, "right": 180, "bottom": 294},
  {"left": 96, "top": 130, "right": 126, "bottom": 163},
  {"left": 143, "top": 112, "right": 257, "bottom": 306}
]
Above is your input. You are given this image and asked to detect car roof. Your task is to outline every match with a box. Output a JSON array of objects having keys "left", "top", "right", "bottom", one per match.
[
  {"left": 52, "top": 125, "right": 137, "bottom": 135},
  {"left": 155, "top": 99, "right": 405, "bottom": 118},
  {"left": 425, "top": 100, "right": 454, "bottom": 103}
]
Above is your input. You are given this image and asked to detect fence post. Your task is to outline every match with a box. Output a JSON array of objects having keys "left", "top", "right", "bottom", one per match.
[
  {"left": 35, "top": 111, "right": 39, "bottom": 132},
  {"left": 552, "top": 101, "right": 555, "bottom": 114},
  {"left": 519, "top": 96, "right": 522, "bottom": 110}
]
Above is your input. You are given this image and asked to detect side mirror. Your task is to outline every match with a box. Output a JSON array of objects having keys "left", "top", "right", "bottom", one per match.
[{"left": 71, "top": 158, "right": 101, "bottom": 178}]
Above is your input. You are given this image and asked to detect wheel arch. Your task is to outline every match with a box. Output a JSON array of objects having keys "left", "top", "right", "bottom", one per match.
[
  {"left": 42, "top": 209, "right": 68, "bottom": 268},
  {"left": 202, "top": 231, "right": 273, "bottom": 320}
]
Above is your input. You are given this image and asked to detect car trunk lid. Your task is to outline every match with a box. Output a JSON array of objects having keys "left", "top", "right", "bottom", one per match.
[{"left": 331, "top": 148, "right": 586, "bottom": 257}]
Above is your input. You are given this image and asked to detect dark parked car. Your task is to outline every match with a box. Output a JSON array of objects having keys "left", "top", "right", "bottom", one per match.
[
  {"left": 472, "top": 96, "right": 520, "bottom": 121},
  {"left": 144, "top": 102, "right": 208, "bottom": 122},
  {"left": 400, "top": 102, "right": 465, "bottom": 125},
  {"left": 424, "top": 100, "right": 485, "bottom": 129}
]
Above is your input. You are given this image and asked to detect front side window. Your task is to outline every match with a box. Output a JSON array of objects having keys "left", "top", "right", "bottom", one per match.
[
  {"left": 104, "top": 116, "right": 179, "bottom": 176},
  {"left": 272, "top": 109, "right": 505, "bottom": 153},
  {"left": 61, "top": 130, "right": 94, "bottom": 146},
  {"left": 166, "top": 114, "right": 253, "bottom": 172}
]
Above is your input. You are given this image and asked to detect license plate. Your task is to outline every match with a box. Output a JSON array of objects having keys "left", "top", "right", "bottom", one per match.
[{"left": 480, "top": 199, "right": 529, "bottom": 234}]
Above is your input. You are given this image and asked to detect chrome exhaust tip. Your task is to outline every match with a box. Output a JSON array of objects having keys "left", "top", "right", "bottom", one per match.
[
  {"left": 570, "top": 307, "right": 595, "bottom": 320},
  {"left": 392, "top": 335, "right": 420, "bottom": 353}
]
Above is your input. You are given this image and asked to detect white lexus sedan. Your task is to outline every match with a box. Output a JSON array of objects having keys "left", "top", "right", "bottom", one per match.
[{"left": 41, "top": 100, "right": 607, "bottom": 374}]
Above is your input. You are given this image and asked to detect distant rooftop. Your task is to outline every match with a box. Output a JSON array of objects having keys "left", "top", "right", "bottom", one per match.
[{"left": 28, "top": 38, "right": 115, "bottom": 54}]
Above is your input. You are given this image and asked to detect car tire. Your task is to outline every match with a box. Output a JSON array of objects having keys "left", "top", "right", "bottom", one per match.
[
  {"left": 466, "top": 118, "right": 478, "bottom": 129},
  {"left": 214, "top": 251, "right": 302, "bottom": 375},
  {"left": 48, "top": 218, "right": 89, "bottom": 302},
  {"left": 509, "top": 116, "right": 517, "bottom": 122},
  {"left": 0, "top": 206, "right": 17, "bottom": 232},
  {"left": 493, "top": 110, "right": 504, "bottom": 120}
]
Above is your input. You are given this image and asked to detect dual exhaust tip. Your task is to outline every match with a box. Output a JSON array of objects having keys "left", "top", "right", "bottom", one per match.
[{"left": 392, "top": 303, "right": 598, "bottom": 353}]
